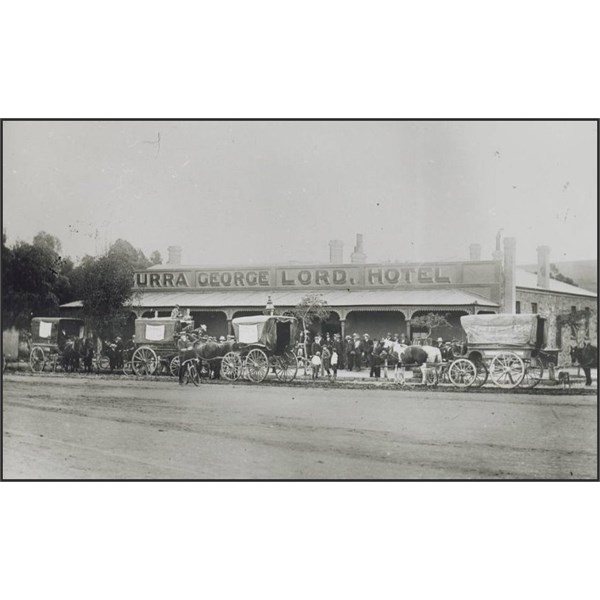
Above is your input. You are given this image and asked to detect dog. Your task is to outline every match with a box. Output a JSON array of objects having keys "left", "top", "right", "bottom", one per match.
[{"left": 557, "top": 371, "right": 571, "bottom": 389}]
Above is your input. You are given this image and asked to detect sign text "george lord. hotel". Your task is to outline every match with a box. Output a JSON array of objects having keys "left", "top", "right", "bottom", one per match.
[{"left": 134, "top": 265, "right": 456, "bottom": 289}]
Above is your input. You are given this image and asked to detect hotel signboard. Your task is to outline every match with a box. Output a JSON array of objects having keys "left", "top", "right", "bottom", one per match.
[{"left": 134, "top": 261, "right": 499, "bottom": 291}]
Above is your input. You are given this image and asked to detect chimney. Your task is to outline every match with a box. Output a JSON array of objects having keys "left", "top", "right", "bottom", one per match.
[
  {"left": 503, "top": 237, "right": 517, "bottom": 313},
  {"left": 536, "top": 245, "right": 550, "bottom": 289},
  {"left": 469, "top": 243, "right": 482, "bottom": 261},
  {"left": 492, "top": 228, "right": 504, "bottom": 261},
  {"left": 350, "top": 233, "right": 367, "bottom": 264},
  {"left": 167, "top": 245, "right": 182, "bottom": 266},
  {"left": 329, "top": 240, "right": 344, "bottom": 264}
]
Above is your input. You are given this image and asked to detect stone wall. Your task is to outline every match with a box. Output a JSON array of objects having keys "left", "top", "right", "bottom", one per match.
[{"left": 516, "top": 289, "right": 597, "bottom": 365}]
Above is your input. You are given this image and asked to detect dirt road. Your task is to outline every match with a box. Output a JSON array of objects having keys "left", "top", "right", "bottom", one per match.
[{"left": 2, "top": 374, "right": 597, "bottom": 479}]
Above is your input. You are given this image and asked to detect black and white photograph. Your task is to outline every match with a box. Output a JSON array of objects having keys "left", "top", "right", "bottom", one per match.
[
  {"left": 2, "top": 119, "right": 597, "bottom": 480},
  {"left": 2, "top": 4, "right": 600, "bottom": 600}
]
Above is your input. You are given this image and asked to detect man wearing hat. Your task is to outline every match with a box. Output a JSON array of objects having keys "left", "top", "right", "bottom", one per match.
[
  {"left": 311, "top": 335, "right": 322, "bottom": 358},
  {"left": 333, "top": 333, "right": 345, "bottom": 370},
  {"left": 361, "top": 333, "right": 373, "bottom": 370},
  {"left": 435, "top": 337, "right": 444, "bottom": 348},
  {"left": 114, "top": 336, "right": 124, "bottom": 371},
  {"left": 177, "top": 331, "right": 194, "bottom": 385},
  {"left": 349, "top": 333, "right": 361, "bottom": 371},
  {"left": 344, "top": 335, "right": 354, "bottom": 371}
]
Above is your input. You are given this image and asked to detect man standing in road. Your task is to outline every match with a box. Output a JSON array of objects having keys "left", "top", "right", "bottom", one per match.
[{"left": 178, "top": 332, "right": 193, "bottom": 385}]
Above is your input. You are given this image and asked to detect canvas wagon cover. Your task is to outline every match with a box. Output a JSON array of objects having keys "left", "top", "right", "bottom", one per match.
[
  {"left": 232, "top": 315, "right": 297, "bottom": 349},
  {"left": 30, "top": 318, "right": 84, "bottom": 344},
  {"left": 460, "top": 314, "right": 540, "bottom": 346},
  {"left": 135, "top": 318, "right": 179, "bottom": 344}
]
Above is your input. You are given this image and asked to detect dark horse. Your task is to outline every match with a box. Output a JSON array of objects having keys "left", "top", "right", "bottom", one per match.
[
  {"left": 186, "top": 340, "right": 239, "bottom": 380},
  {"left": 62, "top": 338, "right": 82, "bottom": 372}
]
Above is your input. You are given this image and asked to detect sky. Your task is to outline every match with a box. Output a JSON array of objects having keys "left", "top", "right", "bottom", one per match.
[{"left": 3, "top": 120, "right": 597, "bottom": 266}]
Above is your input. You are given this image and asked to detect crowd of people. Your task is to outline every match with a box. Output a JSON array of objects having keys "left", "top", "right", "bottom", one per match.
[{"left": 298, "top": 331, "right": 458, "bottom": 380}]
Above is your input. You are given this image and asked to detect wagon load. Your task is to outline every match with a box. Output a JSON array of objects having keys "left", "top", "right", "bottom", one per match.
[
  {"left": 460, "top": 314, "right": 545, "bottom": 348},
  {"left": 457, "top": 314, "right": 547, "bottom": 389}
]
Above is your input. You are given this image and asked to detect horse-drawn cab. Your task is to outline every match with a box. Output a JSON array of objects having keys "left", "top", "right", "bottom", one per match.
[
  {"left": 220, "top": 315, "right": 300, "bottom": 383},
  {"left": 130, "top": 316, "right": 194, "bottom": 376},
  {"left": 29, "top": 317, "right": 85, "bottom": 372}
]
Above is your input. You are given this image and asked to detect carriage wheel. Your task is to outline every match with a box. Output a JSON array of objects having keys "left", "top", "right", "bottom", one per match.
[
  {"left": 489, "top": 352, "right": 525, "bottom": 389},
  {"left": 184, "top": 360, "right": 200, "bottom": 386},
  {"left": 169, "top": 356, "right": 180, "bottom": 377},
  {"left": 132, "top": 346, "right": 158, "bottom": 376},
  {"left": 471, "top": 361, "right": 489, "bottom": 388},
  {"left": 123, "top": 361, "right": 133, "bottom": 376},
  {"left": 274, "top": 351, "right": 299, "bottom": 382},
  {"left": 221, "top": 352, "right": 243, "bottom": 381},
  {"left": 448, "top": 358, "right": 477, "bottom": 388},
  {"left": 30, "top": 347, "right": 46, "bottom": 373},
  {"left": 97, "top": 355, "right": 110, "bottom": 372},
  {"left": 244, "top": 349, "right": 269, "bottom": 383},
  {"left": 520, "top": 357, "right": 544, "bottom": 389}
]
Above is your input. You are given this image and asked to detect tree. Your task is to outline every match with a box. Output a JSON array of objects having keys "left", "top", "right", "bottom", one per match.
[
  {"left": 2, "top": 239, "right": 64, "bottom": 329},
  {"left": 32, "top": 231, "right": 62, "bottom": 255},
  {"left": 150, "top": 250, "right": 162, "bottom": 265},
  {"left": 410, "top": 312, "right": 452, "bottom": 339},
  {"left": 108, "top": 239, "right": 151, "bottom": 270},
  {"left": 290, "top": 293, "right": 331, "bottom": 359},
  {"left": 557, "top": 309, "right": 594, "bottom": 343},
  {"left": 75, "top": 253, "right": 137, "bottom": 340},
  {"left": 69, "top": 239, "right": 152, "bottom": 339}
]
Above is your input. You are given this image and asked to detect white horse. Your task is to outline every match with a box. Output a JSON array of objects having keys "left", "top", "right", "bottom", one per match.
[{"left": 394, "top": 344, "right": 441, "bottom": 385}]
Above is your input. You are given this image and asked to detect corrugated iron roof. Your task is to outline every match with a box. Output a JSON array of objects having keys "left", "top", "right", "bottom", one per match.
[
  {"left": 120, "top": 288, "right": 499, "bottom": 308},
  {"left": 516, "top": 269, "right": 597, "bottom": 298}
]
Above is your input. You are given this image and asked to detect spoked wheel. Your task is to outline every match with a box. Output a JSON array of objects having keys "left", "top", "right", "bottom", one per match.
[
  {"left": 221, "top": 351, "right": 243, "bottom": 381},
  {"left": 30, "top": 347, "right": 46, "bottom": 372},
  {"left": 489, "top": 352, "right": 525, "bottom": 389},
  {"left": 184, "top": 360, "right": 200, "bottom": 386},
  {"left": 274, "top": 351, "right": 299, "bottom": 382},
  {"left": 448, "top": 358, "right": 477, "bottom": 388},
  {"left": 169, "top": 356, "right": 180, "bottom": 378},
  {"left": 520, "top": 356, "right": 544, "bottom": 389},
  {"left": 123, "top": 361, "right": 133, "bottom": 375},
  {"left": 244, "top": 348, "right": 269, "bottom": 383},
  {"left": 97, "top": 355, "right": 110, "bottom": 372},
  {"left": 471, "top": 361, "right": 489, "bottom": 388},
  {"left": 132, "top": 346, "right": 158, "bottom": 376}
]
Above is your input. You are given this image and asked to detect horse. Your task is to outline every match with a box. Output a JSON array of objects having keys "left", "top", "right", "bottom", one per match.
[
  {"left": 192, "top": 340, "right": 239, "bottom": 380},
  {"left": 71, "top": 337, "right": 82, "bottom": 372},
  {"left": 399, "top": 345, "right": 442, "bottom": 366},
  {"left": 61, "top": 338, "right": 81, "bottom": 372},
  {"left": 394, "top": 344, "right": 442, "bottom": 385}
]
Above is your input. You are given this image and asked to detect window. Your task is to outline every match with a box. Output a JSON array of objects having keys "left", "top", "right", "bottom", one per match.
[
  {"left": 571, "top": 306, "right": 577, "bottom": 313},
  {"left": 531, "top": 302, "right": 538, "bottom": 313},
  {"left": 515, "top": 301, "right": 521, "bottom": 314}
]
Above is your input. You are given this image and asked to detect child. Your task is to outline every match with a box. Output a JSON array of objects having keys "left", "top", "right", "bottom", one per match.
[
  {"left": 311, "top": 352, "right": 321, "bottom": 380},
  {"left": 331, "top": 348, "right": 338, "bottom": 380}
]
